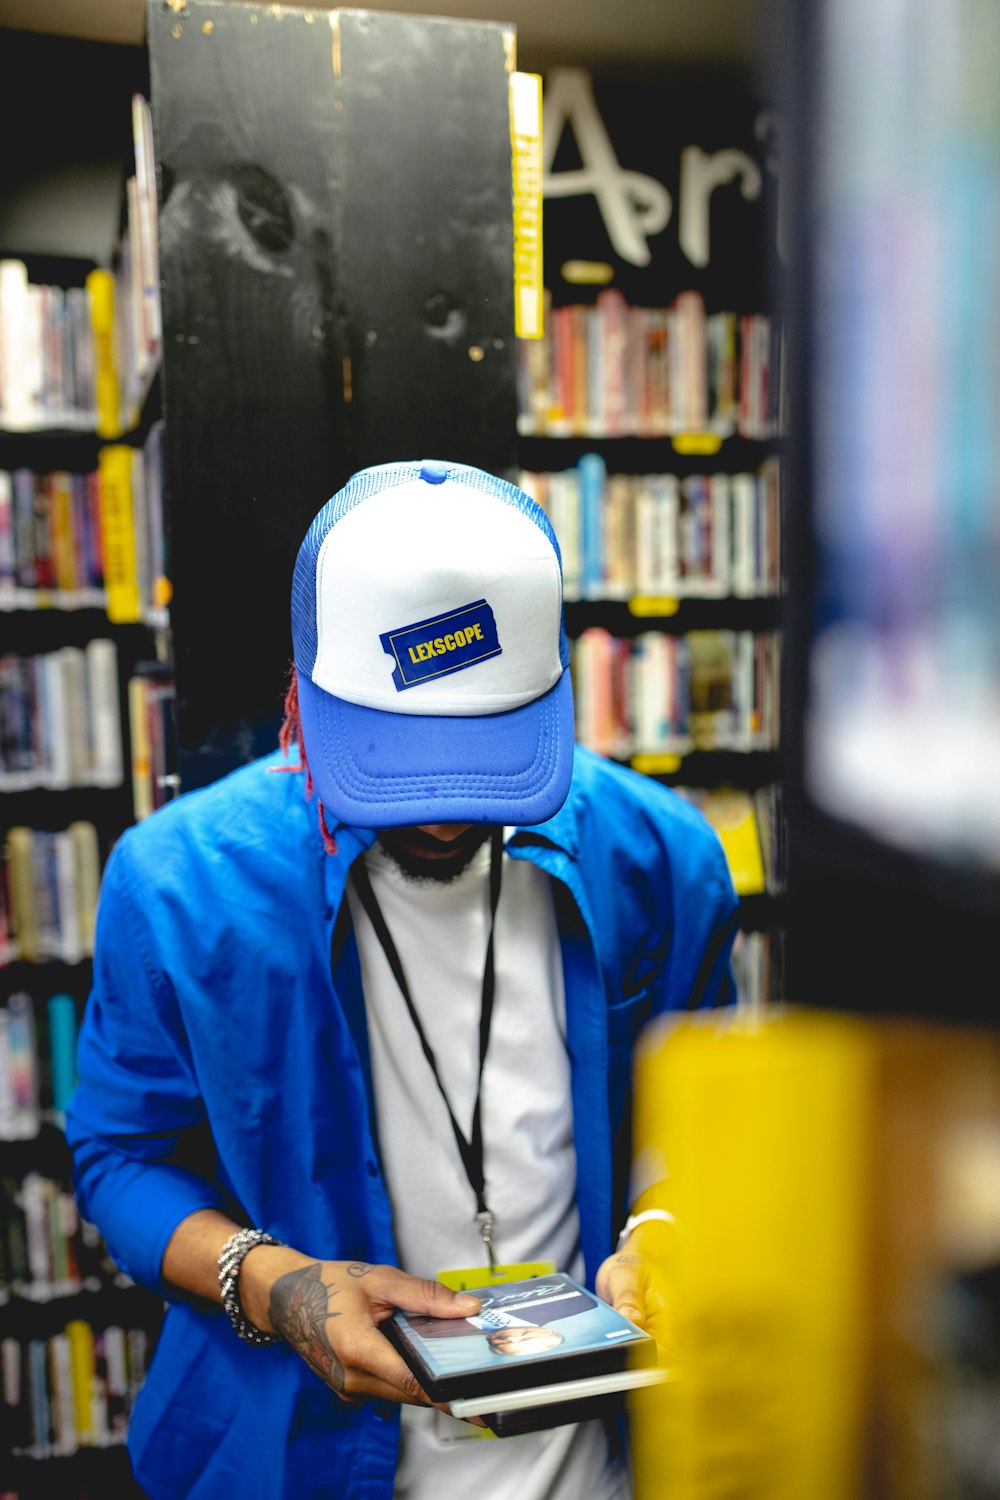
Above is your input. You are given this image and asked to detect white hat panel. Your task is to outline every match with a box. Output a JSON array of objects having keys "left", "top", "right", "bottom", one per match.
[{"left": 311, "top": 478, "right": 563, "bottom": 716}]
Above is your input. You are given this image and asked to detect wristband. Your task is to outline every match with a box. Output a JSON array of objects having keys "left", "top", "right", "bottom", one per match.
[
  {"left": 616, "top": 1208, "right": 675, "bottom": 1251},
  {"left": 217, "top": 1227, "right": 285, "bottom": 1346}
]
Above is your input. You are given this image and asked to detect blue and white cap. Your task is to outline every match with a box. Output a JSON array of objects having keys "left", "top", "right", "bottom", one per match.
[{"left": 290, "top": 458, "right": 574, "bottom": 828}]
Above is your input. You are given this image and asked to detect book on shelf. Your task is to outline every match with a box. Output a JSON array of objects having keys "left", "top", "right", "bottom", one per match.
[
  {"left": 2, "top": 824, "right": 101, "bottom": 964},
  {"left": 128, "top": 664, "right": 176, "bottom": 822},
  {"left": 0, "top": 642, "right": 123, "bottom": 791},
  {"left": 524, "top": 457, "right": 781, "bottom": 604},
  {"left": 517, "top": 288, "right": 781, "bottom": 439},
  {"left": 0, "top": 260, "right": 100, "bottom": 433},
  {"left": 568, "top": 627, "right": 778, "bottom": 759},
  {"left": 675, "top": 786, "right": 767, "bottom": 896},
  {"left": 384, "top": 1271, "right": 667, "bottom": 1437},
  {"left": 3, "top": 1319, "right": 150, "bottom": 1458}
]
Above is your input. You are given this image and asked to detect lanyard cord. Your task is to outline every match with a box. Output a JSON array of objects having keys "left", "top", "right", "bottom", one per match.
[{"left": 350, "top": 830, "right": 504, "bottom": 1264}]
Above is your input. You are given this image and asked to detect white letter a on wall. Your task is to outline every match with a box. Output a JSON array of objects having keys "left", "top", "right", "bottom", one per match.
[{"left": 542, "top": 68, "right": 672, "bottom": 268}]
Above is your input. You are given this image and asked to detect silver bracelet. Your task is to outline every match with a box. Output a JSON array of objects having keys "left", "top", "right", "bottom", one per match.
[
  {"left": 217, "top": 1227, "right": 285, "bottom": 1346},
  {"left": 616, "top": 1208, "right": 675, "bottom": 1251}
]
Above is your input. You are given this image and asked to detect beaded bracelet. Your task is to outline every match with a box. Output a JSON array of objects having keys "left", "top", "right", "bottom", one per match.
[{"left": 217, "top": 1227, "right": 285, "bottom": 1346}]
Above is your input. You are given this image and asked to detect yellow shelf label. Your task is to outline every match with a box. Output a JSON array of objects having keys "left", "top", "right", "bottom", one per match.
[
  {"left": 86, "top": 269, "right": 122, "bottom": 440},
  {"left": 629, "top": 595, "right": 680, "bottom": 617},
  {"left": 98, "top": 445, "right": 141, "bottom": 624},
  {"left": 510, "top": 72, "right": 543, "bottom": 340},
  {"left": 631, "top": 753, "right": 682, "bottom": 776},
  {"left": 672, "top": 432, "right": 723, "bottom": 456}
]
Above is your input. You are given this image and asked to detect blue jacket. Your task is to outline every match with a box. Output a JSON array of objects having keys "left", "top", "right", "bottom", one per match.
[{"left": 66, "top": 745, "right": 737, "bottom": 1500}]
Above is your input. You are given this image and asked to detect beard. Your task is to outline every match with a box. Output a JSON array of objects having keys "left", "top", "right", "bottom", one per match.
[{"left": 375, "top": 825, "right": 496, "bottom": 884}]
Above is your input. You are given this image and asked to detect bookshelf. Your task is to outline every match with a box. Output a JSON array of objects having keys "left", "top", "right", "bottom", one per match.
[
  {"left": 0, "top": 99, "right": 169, "bottom": 1491},
  {"left": 525, "top": 69, "right": 786, "bottom": 1005}
]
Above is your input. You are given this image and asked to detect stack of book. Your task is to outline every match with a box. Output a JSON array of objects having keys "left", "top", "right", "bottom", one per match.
[
  {"left": 0, "top": 262, "right": 97, "bottom": 434},
  {"left": 0, "top": 642, "right": 123, "bottom": 792},
  {"left": 523, "top": 455, "right": 781, "bottom": 601},
  {"left": 0, "top": 421, "right": 168, "bottom": 623},
  {"left": 517, "top": 288, "right": 779, "bottom": 439},
  {"left": 2, "top": 824, "right": 101, "bottom": 966},
  {"left": 1, "top": 1320, "right": 150, "bottom": 1458},
  {"left": 571, "top": 628, "right": 780, "bottom": 758}
]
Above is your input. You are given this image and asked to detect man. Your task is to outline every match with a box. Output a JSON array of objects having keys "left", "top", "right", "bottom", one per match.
[{"left": 67, "top": 459, "right": 737, "bottom": 1499}]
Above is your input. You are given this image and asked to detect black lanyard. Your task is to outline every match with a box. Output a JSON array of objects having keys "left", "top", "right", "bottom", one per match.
[{"left": 350, "top": 830, "right": 504, "bottom": 1270}]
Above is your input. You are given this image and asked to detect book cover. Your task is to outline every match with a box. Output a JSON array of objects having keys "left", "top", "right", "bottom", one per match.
[{"left": 384, "top": 1271, "right": 661, "bottom": 1434}]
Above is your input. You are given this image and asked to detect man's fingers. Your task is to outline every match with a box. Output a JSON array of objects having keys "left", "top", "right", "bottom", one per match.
[
  {"left": 598, "top": 1251, "right": 648, "bottom": 1327},
  {"left": 333, "top": 1325, "right": 433, "bottom": 1406},
  {"left": 366, "top": 1264, "right": 481, "bottom": 1319}
]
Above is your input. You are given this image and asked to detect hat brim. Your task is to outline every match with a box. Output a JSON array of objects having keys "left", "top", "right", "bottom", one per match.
[{"left": 296, "top": 668, "right": 575, "bottom": 830}]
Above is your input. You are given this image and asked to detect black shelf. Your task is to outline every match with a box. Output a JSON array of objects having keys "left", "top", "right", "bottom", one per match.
[
  {"left": 619, "top": 748, "right": 779, "bottom": 790},
  {"left": 518, "top": 432, "right": 782, "bottom": 475},
  {"left": 565, "top": 595, "right": 782, "bottom": 635},
  {"left": 8, "top": 1441, "right": 148, "bottom": 1499},
  {"left": 737, "top": 891, "right": 786, "bottom": 932}
]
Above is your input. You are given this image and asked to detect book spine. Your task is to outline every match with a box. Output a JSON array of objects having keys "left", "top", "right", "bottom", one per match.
[
  {"left": 577, "top": 452, "right": 606, "bottom": 601},
  {"left": 69, "top": 821, "right": 101, "bottom": 957},
  {"left": 0, "top": 469, "right": 14, "bottom": 593},
  {"left": 66, "top": 1319, "right": 95, "bottom": 1448},
  {"left": 128, "top": 675, "right": 154, "bottom": 820},
  {"left": 6, "top": 992, "right": 38, "bottom": 1140},
  {"left": 28, "top": 1337, "right": 50, "bottom": 1455},
  {"left": 86, "top": 637, "right": 123, "bottom": 787},
  {"left": 49, "top": 1332, "right": 78, "bottom": 1456},
  {"left": 6, "top": 826, "right": 37, "bottom": 962},
  {"left": 12, "top": 469, "right": 36, "bottom": 590},
  {"left": 0, "top": 261, "right": 32, "bottom": 430}
]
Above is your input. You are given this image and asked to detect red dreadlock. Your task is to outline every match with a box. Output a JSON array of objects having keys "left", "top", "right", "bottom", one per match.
[{"left": 272, "top": 663, "right": 338, "bottom": 855}]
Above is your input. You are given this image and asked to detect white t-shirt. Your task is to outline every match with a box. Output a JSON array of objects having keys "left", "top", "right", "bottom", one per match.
[{"left": 347, "top": 836, "right": 630, "bottom": 1500}]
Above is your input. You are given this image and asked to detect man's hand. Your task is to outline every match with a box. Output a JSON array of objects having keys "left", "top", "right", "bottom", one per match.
[
  {"left": 242, "top": 1250, "right": 481, "bottom": 1408},
  {"left": 596, "top": 1219, "right": 676, "bottom": 1359}
]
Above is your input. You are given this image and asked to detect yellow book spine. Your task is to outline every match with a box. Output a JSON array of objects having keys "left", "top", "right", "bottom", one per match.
[
  {"left": 65, "top": 1318, "right": 95, "bottom": 1447},
  {"left": 97, "top": 445, "right": 141, "bottom": 624},
  {"left": 85, "top": 268, "right": 121, "bottom": 439},
  {"left": 128, "top": 676, "right": 153, "bottom": 821},
  {"left": 49, "top": 471, "right": 76, "bottom": 592},
  {"left": 5, "top": 825, "right": 37, "bottom": 962}
]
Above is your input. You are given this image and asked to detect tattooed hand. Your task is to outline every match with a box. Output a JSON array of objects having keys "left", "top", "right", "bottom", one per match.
[
  {"left": 241, "top": 1252, "right": 482, "bottom": 1408},
  {"left": 595, "top": 1219, "right": 676, "bottom": 1359}
]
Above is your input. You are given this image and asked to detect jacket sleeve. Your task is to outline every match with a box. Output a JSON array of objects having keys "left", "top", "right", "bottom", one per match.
[{"left": 65, "top": 837, "right": 229, "bottom": 1297}]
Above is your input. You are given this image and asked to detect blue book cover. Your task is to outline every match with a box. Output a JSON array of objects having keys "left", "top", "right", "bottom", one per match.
[
  {"left": 384, "top": 1271, "right": 655, "bottom": 1404},
  {"left": 577, "top": 452, "right": 607, "bottom": 600}
]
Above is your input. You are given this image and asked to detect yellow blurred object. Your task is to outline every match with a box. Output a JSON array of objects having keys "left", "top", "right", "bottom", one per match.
[
  {"left": 631, "top": 1008, "right": 873, "bottom": 1500},
  {"left": 628, "top": 1007, "right": 1000, "bottom": 1500}
]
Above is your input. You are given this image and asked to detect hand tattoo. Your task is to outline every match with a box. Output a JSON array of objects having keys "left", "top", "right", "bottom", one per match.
[
  {"left": 346, "top": 1262, "right": 373, "bottom": 1277},
  {"left": 615, "top": 1254, "right": 644, "bottom": 1265},
  {"left": 269, "top": 1263, "right": 347, "bottom": 1392}
]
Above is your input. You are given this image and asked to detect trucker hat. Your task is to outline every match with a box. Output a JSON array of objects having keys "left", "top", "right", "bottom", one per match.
[{"left": 289, "top": 458, "right": 574, "bottom": 829}]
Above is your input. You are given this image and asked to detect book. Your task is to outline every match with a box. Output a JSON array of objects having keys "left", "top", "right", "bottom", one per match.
[
  {"left": 677, "top": 787, "right": 767, "bottom": 896},
  {"left": 383, "top": 1271, "right": 665, "bottom": 1436}
]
